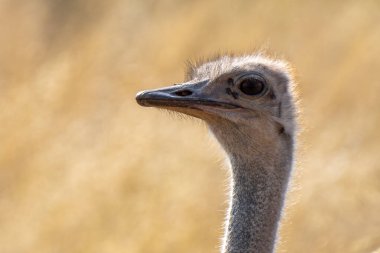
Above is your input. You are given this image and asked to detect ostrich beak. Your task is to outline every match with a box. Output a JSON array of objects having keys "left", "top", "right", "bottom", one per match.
[{"left": 136, "top": 80, "right": 239, "bottom": 110}]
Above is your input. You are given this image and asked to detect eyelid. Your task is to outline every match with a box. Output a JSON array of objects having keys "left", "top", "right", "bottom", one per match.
[{"left": 235, "top": 72, "right": 267, "bottom": 85}]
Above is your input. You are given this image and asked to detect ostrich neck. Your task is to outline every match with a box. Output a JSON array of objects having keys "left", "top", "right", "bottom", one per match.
[{"left": 214, "top": 125, "right": 294, "bottom": 253}]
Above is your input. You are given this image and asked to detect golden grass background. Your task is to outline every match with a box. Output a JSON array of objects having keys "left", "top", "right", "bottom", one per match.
[{"left": 0, "top": 0, "right": 379, "bottom": 252}]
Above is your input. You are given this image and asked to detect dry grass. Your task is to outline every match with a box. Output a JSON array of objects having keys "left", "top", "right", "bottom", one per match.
[{"left": 0, "top": 0, "right": 379, "bottom": 252}]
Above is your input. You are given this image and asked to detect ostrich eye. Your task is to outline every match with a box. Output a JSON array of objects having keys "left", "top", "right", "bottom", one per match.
[{"left": 238, "top": 75, "right": 266, "bottom": 96}]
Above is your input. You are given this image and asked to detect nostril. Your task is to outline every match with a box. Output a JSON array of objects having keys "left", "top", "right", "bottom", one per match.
[{"left": 174, "top": 89, "right": 193, "bottom": 97}]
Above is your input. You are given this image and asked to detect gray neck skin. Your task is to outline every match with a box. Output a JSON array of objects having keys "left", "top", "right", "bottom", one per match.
[{"left": 210, "top": 121, "right": 294, "bottom": 253}]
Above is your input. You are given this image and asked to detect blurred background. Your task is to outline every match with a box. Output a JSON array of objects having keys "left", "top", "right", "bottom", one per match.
[{"left": 0, "top": 0, "right": 379, "bottom": 252}]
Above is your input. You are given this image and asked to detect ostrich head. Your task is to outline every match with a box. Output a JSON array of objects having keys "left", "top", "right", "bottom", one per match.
[{"left": 136, "top": 54, "right": 296, "bottom": 156}]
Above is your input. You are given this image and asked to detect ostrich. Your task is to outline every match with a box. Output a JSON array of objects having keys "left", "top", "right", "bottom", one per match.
[{"left": 135, "top": 54, "right": 297, "bottom": 253}]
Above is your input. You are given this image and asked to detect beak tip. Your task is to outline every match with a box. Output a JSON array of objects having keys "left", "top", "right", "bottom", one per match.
[{"left": 135, "top": 90, "right": 148, "bottom": 106}]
